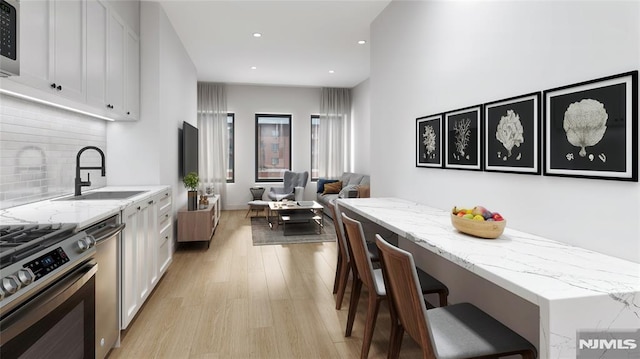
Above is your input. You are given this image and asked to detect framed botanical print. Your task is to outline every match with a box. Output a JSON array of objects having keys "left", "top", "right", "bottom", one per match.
[
  {"left": 543, "top": 71, "right": 638, "bottom": 181},
  {"left": 416, "top": 114, "right": 443, "bottom": 168},
  {"left": 444, "top": 105, "right": 482, "bottom": 170},
  {"left": 484, "top": 92, "right": 541, "bottom": 174}
]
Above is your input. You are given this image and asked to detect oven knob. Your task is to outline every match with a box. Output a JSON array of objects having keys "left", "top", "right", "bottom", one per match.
[
  {"left": 86, "top": 235, "right": 97, "bottom": 247},
  {"left": 77, "top": 237, "right": 92, "bottom": 251},
  {"left": 17, "top": 268, "right": 35, "bottom": 286},
  {"left": 1, "top": 275, "right": 21, "bottom": 294}
]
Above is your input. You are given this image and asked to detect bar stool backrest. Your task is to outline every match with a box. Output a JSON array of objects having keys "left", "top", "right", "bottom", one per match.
[
  {"left": 328, "top": 201, "right": 350, "bottom": 263},
  {"left": 342, "top": 213, "right": 382, "bottom": 295},
  {"left": 375, "top": 234, "right": 436, "bottom": 357}
]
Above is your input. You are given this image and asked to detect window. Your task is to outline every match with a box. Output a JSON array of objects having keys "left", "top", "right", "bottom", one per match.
[
  {"left": 227, "top": 113, "right": 235, "bottom": 183},
  {"left": 311, "top": 115, "right": 319, "bottom": 180},
  {"left": 256, "top": 114, "right": 291, "bottom": 182}
]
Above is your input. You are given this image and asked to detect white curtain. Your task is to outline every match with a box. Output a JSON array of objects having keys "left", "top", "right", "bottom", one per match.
[
  {"left": 197, "top": 82, "right": 228, "bottom": 202},
  {"left": 318, "top": 88, "right": 351, "bottom": 178}
]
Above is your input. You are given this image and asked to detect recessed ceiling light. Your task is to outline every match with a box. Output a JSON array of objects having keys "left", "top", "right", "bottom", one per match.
[
  {"left": 253, "top": 32, "right": 262, "bottom": 38},
  {"left": 357, "top": 40, "right": 366, "bottom": 45},
  {"left": 251, "top": 66, "right": 257, "bottom": 70},
  {"left": 328, "top": 70, "right": 335, "bottom": 74}
]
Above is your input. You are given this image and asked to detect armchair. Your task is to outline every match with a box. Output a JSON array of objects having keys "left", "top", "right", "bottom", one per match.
[{"left": 268, "top": 171, "right": 309, "bottom": 201}]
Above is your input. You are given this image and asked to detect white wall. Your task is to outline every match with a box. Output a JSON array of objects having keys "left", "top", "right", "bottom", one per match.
[
  {"left": 370, "top": 0, "right": 640, "bottom": 262},
  {"left": 351, "top": 78, "right": 371, "bottom": 174},
  {"left": 107, "top": 2, "right": 197, "bottom": 215},
  {"left": 225, "top": 84, "right": 320, "bottom": 210}
]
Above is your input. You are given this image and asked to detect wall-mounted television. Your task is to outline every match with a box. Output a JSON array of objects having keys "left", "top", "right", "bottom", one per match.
[{"left": 180, "top": 121, "right": 199, "bottom": 177}]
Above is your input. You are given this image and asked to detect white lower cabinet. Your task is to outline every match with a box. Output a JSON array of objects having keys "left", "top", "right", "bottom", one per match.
[{"left": 121, "top": 187, "right": 173, "bottom": 330}]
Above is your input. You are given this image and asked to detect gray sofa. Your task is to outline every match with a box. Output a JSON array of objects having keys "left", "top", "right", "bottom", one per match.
[{"left": 316, "top": 172, "right": 370, "bottom": 219}]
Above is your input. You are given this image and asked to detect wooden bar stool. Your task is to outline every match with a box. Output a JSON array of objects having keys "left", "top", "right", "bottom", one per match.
[
  {"left": 376, "top": 234, "right": 537, "bottom": 359},
  {"left": 341, "top": 213, "right": 449, "bottom": 359},
  {"left": 328, "top": 200, "right": 379, "bottom": 310}
]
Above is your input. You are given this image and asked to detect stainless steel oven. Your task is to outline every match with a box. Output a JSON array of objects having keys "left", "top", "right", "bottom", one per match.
[
  {"left": 0, "top": 0, "right": 19, "bottom": 77},
  {"left": 0, "top": 223, "right": 97, "bottom": 358}
]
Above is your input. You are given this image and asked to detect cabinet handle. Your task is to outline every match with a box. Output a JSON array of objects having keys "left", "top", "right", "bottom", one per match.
[
  {"left": 148, "top": 200, "right": 154, "bottom": 205},
  {"left": 127, "top": 111, "right": 130, "bottom": 115},
  {"left": 165, "top": 214, "right": 169, "bottom": 218},
  {"left": 106, "top": 104, "right": 113, "bottom": 109},
  {"left": 57, "top": 85, "right": 62, "bottom": 91},
  {"left": 137, "top": 206, "right": 141, "bottom": 211},
  {"left": 50, "top": 83, "right": 56, "bottom": 89},
  {"left": 164, "top": 193, "right": 169, "bottom": 197}
]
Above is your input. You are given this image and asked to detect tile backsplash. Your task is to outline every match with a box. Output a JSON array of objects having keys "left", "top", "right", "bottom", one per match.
[{"left": 0, "top": 94, "right": 107, "bottom": 209}]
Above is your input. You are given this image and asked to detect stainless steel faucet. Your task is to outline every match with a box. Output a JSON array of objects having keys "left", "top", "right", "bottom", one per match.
[{"left": 75, "top": 146, "right": 106, "bottom": 196}]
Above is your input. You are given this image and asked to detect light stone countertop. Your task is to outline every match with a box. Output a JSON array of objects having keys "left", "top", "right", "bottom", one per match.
[
  {"left": 0, "top": 186, "right": 170, "bottom": 229},
  {"left": 337, "top": 197, "right": 640, "bottom": 359}
]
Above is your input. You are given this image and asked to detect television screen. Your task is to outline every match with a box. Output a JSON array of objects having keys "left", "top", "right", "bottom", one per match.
[{"left": 181, "top": 121, "right": 198, "bottom": 177}]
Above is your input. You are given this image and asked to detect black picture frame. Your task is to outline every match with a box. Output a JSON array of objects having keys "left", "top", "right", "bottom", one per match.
[
  {"left": 444, "top": 105, "right": 482, "bottom": 170},
  {"left": 416, "top": 114, "right": 443, "bottom": 168},
  {"left": 543, "top": 71, "right": 638, "bottom": 181},
  {"left": 484, "top": 92, "right": 541, "bottom": 175}
]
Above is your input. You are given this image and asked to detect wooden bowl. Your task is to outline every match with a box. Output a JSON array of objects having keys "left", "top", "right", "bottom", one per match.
[{"left": 450, "top": 213, "right": 506, "bottom": 239}]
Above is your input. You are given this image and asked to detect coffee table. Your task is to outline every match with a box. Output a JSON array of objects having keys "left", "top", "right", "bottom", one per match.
[{"left": 268, "top": 201, "right": 324, "bottom": 235}]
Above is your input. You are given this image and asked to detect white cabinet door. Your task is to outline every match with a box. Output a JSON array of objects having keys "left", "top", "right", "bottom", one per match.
[
  {"left": 86, "top": 0, "right": 108, "bottom": 108},
  {"left": 12, "top": 0, "right": 84, "bottom": 101},
  {"left": 135, "top": 201, "right": 150, "bottom": 303},
  {"left": 121, "top": 188, "right": 173, "bottom": 330},
  {"left": 16, "top": 0, "right": 52, "bottom": 90},
  {"left": 124, "top": 29, "right": 140, "bottom": 120},
  {"left": 157, "top": 190, "right": 173, "bottom": 276},
  {"left": 147, "top": 197, "right": 159, "bottom": 288},
  {"left": 52, "top": 0, "right": 85, "bottom": 102},
  {"left": 121, "top": 204, "right": 140, "bottom": 329},
  {"left": 107, "top": 11, "right": 125, "bottom": 115}
]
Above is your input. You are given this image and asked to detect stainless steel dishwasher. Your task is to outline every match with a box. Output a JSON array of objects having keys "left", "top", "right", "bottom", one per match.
[{"left": 85, "top": 215, "right": 125, "bottom": 359}]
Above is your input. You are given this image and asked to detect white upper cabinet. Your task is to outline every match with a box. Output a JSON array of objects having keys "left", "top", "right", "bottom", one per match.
[
  {"left": 107, "top": 11, "right": 125, "bottom": 115},
  {"left": 3, "top": 0, "right": 139, "bottom": 121},
  {"left": 18, "top": 1, "right": 51, "bottom": 90},
  {"left": 52, "top": 0, "right": 86, "bottom": 102},
  {"left": 86, "top": 0, "right": 108, "bottom": 108},
  {"left": 124, "top": 30, "right": 140, "bottom": 120},
  {"left": 16, "top": 0, "right": 85, "bottom": 102}
]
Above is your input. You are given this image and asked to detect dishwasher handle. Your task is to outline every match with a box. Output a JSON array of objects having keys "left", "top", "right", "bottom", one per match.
[{"left": 91, "top": 223, "right": 125, "bottom": 243}]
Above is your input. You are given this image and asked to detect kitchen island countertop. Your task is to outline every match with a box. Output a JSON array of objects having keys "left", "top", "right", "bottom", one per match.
[{"left": 338, "top": 197, "right": 640, "bottom": 359}]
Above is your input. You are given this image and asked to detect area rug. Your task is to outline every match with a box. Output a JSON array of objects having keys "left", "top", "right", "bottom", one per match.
[{"left": 251, "top": 215, "right": 336, "bottom": 246}]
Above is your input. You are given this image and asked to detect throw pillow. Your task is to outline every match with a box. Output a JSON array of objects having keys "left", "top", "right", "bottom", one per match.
[
  {"left": 317, "top": 179, "right": 338, "bottom": 193},
  {"left": 323, "top": 181, "right": 342, "bottom": 194},
  {"left": 357, "top": 185, "right": 370, "bottom": 198}
]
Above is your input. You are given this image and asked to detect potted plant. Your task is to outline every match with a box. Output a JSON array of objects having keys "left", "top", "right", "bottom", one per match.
[{"left": 183, "top": 171, "right": 199, "bottom": 211}]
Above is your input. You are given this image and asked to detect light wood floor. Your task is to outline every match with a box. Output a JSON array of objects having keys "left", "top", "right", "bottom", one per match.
[{"left": 109, "top": 210, "right": 422, "bottom": 359}]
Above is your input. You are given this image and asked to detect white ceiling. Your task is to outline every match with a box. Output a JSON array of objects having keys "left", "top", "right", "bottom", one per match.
[{"left": 159, "top": 0, "right": 391, "bottom": 88}]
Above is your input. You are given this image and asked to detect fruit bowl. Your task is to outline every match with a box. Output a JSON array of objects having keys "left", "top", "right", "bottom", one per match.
[{"left": 450, "top": 213, "right": 506, "bottom": 239}]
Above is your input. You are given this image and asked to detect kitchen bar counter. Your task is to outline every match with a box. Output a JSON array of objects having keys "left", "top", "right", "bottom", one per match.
[
  {"left": 337, "top": 197, "right": 640, "bottom": 359},
  {"left": 0, "top": 186, "right": 170, "bottom": 229}
]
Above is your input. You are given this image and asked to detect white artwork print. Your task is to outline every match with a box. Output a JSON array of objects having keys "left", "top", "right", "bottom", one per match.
[
  {"left": 495, "top": 109, "right": 525, "bottom": 161},
  {"left": 422, "top": 125, "right": 437, "bottom": 159},
  {"left": 563, "top": 98, "right": 608, "bottom": 160},
  {"left": 453, "top": 118, "right": 471, "bottom": 160}
]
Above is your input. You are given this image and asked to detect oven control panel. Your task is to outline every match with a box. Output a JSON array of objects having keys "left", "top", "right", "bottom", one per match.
[{"left": 24, "top": 247, "right": 70, "bottom": 281}]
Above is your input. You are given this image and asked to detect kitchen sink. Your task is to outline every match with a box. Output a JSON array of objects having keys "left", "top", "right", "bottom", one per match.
[{"left": 55, "top": 191, "right": 148, "bottom": 201}]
